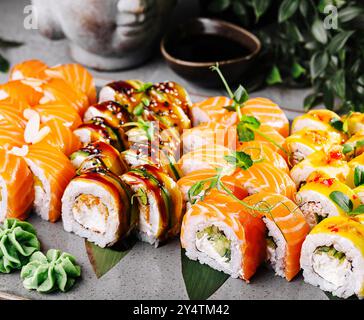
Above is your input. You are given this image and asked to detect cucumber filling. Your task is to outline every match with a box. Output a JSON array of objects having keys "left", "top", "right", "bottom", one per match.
[
  {"left": 196, "top": 225, "right": 231, "bottom": 265},
  {"left": 73, "top": 194, "right": 109, "bottom": 234},
  {"left": 312, "top": 245, "right": 352, "bottom": 287}
]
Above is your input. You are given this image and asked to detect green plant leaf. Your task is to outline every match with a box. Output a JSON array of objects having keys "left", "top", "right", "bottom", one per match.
[
  {"left": 333, "top": 70, "right": 346, "bottom": 99},
  {"left": 223, "top": 105, "right": 236, "bottom": 112},
  {"left": 329, "top": 191, "right": 353, "bottom": 213},
  {"left": 354, "top": 165, "right": 364, "bottom": 187},
  {"left": 0, "top": 38, "right": 23, "bottom": 48},
  {"left": 328, "top": 31, "right": 354, "bottom": 54},
  {"left": 329, "top": 118, "right": 344, "bottom": 132},
  {"left": 310, "top": 51, "right": 329, "bottom": 79},
  {"left": 224, "top": 151, "right": 253, "bottom": 170},
  {"left": 0, "top": 54, "right": 9, "bottom": 73},
  {"left": 135, "top": 82, "right": 153, "bottom": 93},
  {"left": 251, "top": 0, "right": 271, "bottom": 20},
  {"left": 208, "top": 0, "right": 231, "bottom": 12},
  {"left": 292, "top": 62, "right": 306, "bottom": 79},
  {"left": 350, "top": 205, "right": 364, "bottom": 215},
  {"left": 266, "top": 65, "right": 283, "bottom": 85},
  {"left": 237, "top": 122, "right": 254, "bottom": 142},
  {"left": 133, "top": 103, "right": 144, "bottom": 116},
  {"left": 311, "top": 19, "right": 328, "bottom": 44},
  {"left": 188, "top": 181, "right": 206, "bottom": 203},
  {"left": 339, "top": 6, "right": 364, "bottom": 23},
  {"left": 241, "top": 115, "right": 261, "bottom": 129},
  {"left": 181, "top": 249, "right": 229, "bottom": 300},
  {"left": 232, "top": 2, "right": 247, "bottom": 16},
  {"left": 304, "top": 92, "right": 320, "bottom": 111},
  {"left": 233, "top": 85, "right": 249, "bottom": 104},
  {"left": 85, "top": 239, "right": 136, "bottom": 278},
  {"left": 278, "top": 0, "right": 299, "bottom": 23}
]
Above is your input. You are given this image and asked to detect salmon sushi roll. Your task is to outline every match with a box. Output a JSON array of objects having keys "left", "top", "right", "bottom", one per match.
[
  {"left": 0, "top": 149, "right": 34, "bottom": 222},
  {"left": 33, "top": 101, "right": 82, "bottom": 130},
  {"left": 0, "top": 101, "right": 27, "bottom": 128},
  {"left": 24, "top": 142, "right": 76, "bottom": 222},
  {"left": 177, "top": 169, "right": 248, "bottom": 208},
  {"left": 346, "top": 153, "right": 364, "bottom": 188},
  {"left": 9, "top": 60, "right": 48, "bottom": 80},
  {"left": 0, "top": 119, "right": 25, "bottom": 150},
  {"left": 40, "top": 119, "right": 81, "bottom": 156},
  {"left": 232, "top": 162, "right": 296, "bottom": 200},
  {"left": 242, "top": 97, "right": 289, "bottom": 138},
  {"left": 177, "top": 145, "right": 231, "bottom": 176},
  {"left": 83, "top": 101, "right": 132, "bottom": 130},
  {"left": 62, "top": 168, "right": 137, "bottom": 248},
  {"left": 296, "top": 174, "right": 361, "bottom": 228},
  {"left": 342, "top": 112, "right": 364, "bottom": 135},
  {"left": 45, "top": 63, "right": 97, "bottom": 105},
  {"left": 290, "top": 148, "right": 350, "bottom": 188},
  {"left": 286, "top": 129, "right": 342, "bottom": 165},
  {"left": 73, "top": 117, "right": 128, "bottom": 152},
  {"left": 121, "top": 164, "right": 184, "bottom": 246},
  {"left": 236, "top": 140, "right": 289, "bottom": 173},
  {"left": 300, "top": 216, "right": 364, "bottom": 299},
  {"left": 70, "top": 141, "right": 129, "bottom": 176},
  {"left": 181, "top": 189, "right": 266, "bottom": 281},
  {"left": 190, "top": 96, "right": 236, "bottom": 127},
  {"left": 244, "top": 192, "right": 310, "bottom": 281}
]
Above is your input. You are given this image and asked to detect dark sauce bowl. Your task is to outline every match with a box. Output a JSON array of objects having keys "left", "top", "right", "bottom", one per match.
[{"left": 161, "top": 18, "right": 261, "bottom": 87}]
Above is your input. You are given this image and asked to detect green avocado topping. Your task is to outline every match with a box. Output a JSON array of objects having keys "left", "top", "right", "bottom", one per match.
[
  {"left": 315, "top": 245, "right": 346, "bottom": 263},
  {"left": 196, "top": 225, "right": 231, "bottom": 262}
]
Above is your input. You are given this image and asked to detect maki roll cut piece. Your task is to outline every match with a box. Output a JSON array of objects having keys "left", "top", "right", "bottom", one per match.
[
  {"left": 70, "top": 141, "right": 129, "bottom": 176},
  {"left": 342, "top": 112, "right": 364, "bottom": 136},
  {"left": 0, "top": 149, "right": 34, "bottom": 222},
  {"left": 296, "top": 174, "right": 361, "bottom": 228},
  {"left": 73, "top": 117, "right": 128, "bottom": 152},
  {"left": 121, "top": 164, "right": 184, "bottom": 246},
  {"left": 345, "top": 153, "right": 364, "bottom": 188},
  {"left": 244, "top": 192, "right": 310, "bottom": 281},
  {"left": 290, "top": 148, "right": 350, "bottom": 188},
  {"left": 62, "top": 168, "right": 137, "bottom": 248},
  {"left": 300, "top": 216, "right": 364, "bottom": 299},
  {"left": 180, "top": 189, "right": 266, "bottom": 281},
  {"left": 343, "top": 130, "right": 364, "bottom": 160},
  {"left": 286, "top": 129, "right": 342, "bottom": 165}
]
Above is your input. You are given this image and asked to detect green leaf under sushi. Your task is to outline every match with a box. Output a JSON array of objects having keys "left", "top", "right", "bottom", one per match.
[
  {"left": 85, "top": 238, "right": 136, "bottom": 278},
  {"left": 181, "top": 249, "right": 229, "bottom": 300}
]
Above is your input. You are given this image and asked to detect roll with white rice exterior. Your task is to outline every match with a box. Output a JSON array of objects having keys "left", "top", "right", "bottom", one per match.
[
  {"left": 300, "top": 216, "right": 364, "bottom": 299},
  {"left": 62, "top": 168, "right": 137, "bottom": 248}
]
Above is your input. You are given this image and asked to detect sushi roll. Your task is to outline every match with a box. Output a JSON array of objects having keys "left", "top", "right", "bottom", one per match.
[
  {"left": 9, "top": 59, "right": 48, "bottom": 81},
  {"left": 346, "top": 153, "right": 364, "bottom": 188},
  {"left": 177, "top": 169, "right": 248, "bottom": 208},
  {"left": 236, "top": 140, "right": 289, "bottom": 173},
  {"left": 0, "top": 149, "right": 34, "bottom": 222},
  {"left": 181, "top": 189, "right": 266, "bottom": 281},
  {"left": 354, "top": 185, "right": 364, "bottom": 204},
  {"left": 232, "top": 162, "right": 296, "bottom": 200},
  {"left": 0, "top": 119, "right": 26, "bottom": 151},
  {"left": 24, "top": 142, "right": 76, "bottom": 222},
  {"left": 296, "top": 174, "right": 361, "bottom": 228},
  {"left": 342, "top": 130, "right": 364, "bottom": 160},
  {"left": 342, "top": 112, "right": 364, "bottom": 135},
  {"left": 83, "top": 101, "right": 132, "bottom": 130},
  {"left": 73, "top": 117, "right": 128, "bottom": 152},
  {"left": 244, "top": 192, "right": 310, "bottom": 281},
  {"left": 177, "top": 145, "right": 231, "bottom": 176},
  {"left": 290, "top": 148, "right": 350, "bottom": 188},
  {"left": 291, "top": 109, "right": 343, "bottom": 136},
  {"left": 241, "top": 98, "right": 289, "bottom": 138},
  {"left": 121, "top": 164, "right": 184, "bottom": 246},
  {"left": 300, "top": 216, "right": 364, "bottom": 299},
  {"left": 70, "top": 141, "right": 129, "bottom": 176},
  {"left": 0, "top": 101, "right": 27, "bottom": 128},
  {"left": 286, "top": 129, "right": 342, "bottom": 165},
  {"left": 62, "top": 168, "right": 137, "bottom": 248}
]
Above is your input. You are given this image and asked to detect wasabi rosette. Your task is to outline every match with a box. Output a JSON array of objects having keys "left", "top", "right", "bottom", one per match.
[
  {"left": 21, "top": 249, "right": 81, "bottom": 293},
  {"left": 300, "top": 216, "right": 364, "bottom": 299},
  {"left": 62, "top": 168, "right": 138, "bottom": 248},
  {"left": 0, "top": 219, "right": 40, "bottom": 273},
  {"left": 296, "top": 174, "right": 361, "bottom": 228},
  {"left": 121, "top": 164, "right": 184, "bottom": 246}
]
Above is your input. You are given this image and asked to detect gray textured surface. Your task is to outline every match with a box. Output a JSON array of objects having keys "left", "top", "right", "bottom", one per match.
[{"left": 0, "top": 0, "right": 326, "bottom": 300}]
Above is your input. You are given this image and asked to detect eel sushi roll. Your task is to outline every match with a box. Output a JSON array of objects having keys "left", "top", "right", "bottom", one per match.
[
  {"left": 290, "top": 148, "right": 350, "bottom": 188},
  {"left": 181, "top": 189, "right": 266, "bottom": 281},
  {"left": 244, "top": 192, "right": 310, "bottom": 281},
  {"left": 73, "top": 117, "right": 128, "bottom": 152},
  {"left": 291, "top": 109, "right": 343, "bottom": 136},
  {"left": 24, "top": 142, "right": 76, "bottom": 222},
  {"left": 121, "top": 164, "right": 184, "bottom": 246},
  {"left": 70, "top": 141, "right": 129, "bottom": 176},
  {"left": 0, "top": 148, "right": 34, "bottom": 222},
  {"left": 62, "top": 168, "right": 137, "bottom": 248},
  {"left": 300, "top": 216, "right": 364, "bottom": 299},
  {"left": 296, "top": 174, "right": 361, "bottom": 228},
  {"left": 83, "top": 101, "right": 132, "bottom": 130},
  {"left": 285, "top": 129, "right": 342, "bottom": 165},
  {"left": 346, "top": 153, "right": 364, "bottom": 188},
  {"left": 342, "top": 112, "right": 364, "bottom": 135}
]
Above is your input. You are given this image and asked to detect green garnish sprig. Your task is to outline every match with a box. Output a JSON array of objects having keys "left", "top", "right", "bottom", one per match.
[{"left": 329, "top": 191, "right": 364, "bottom": 215}]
